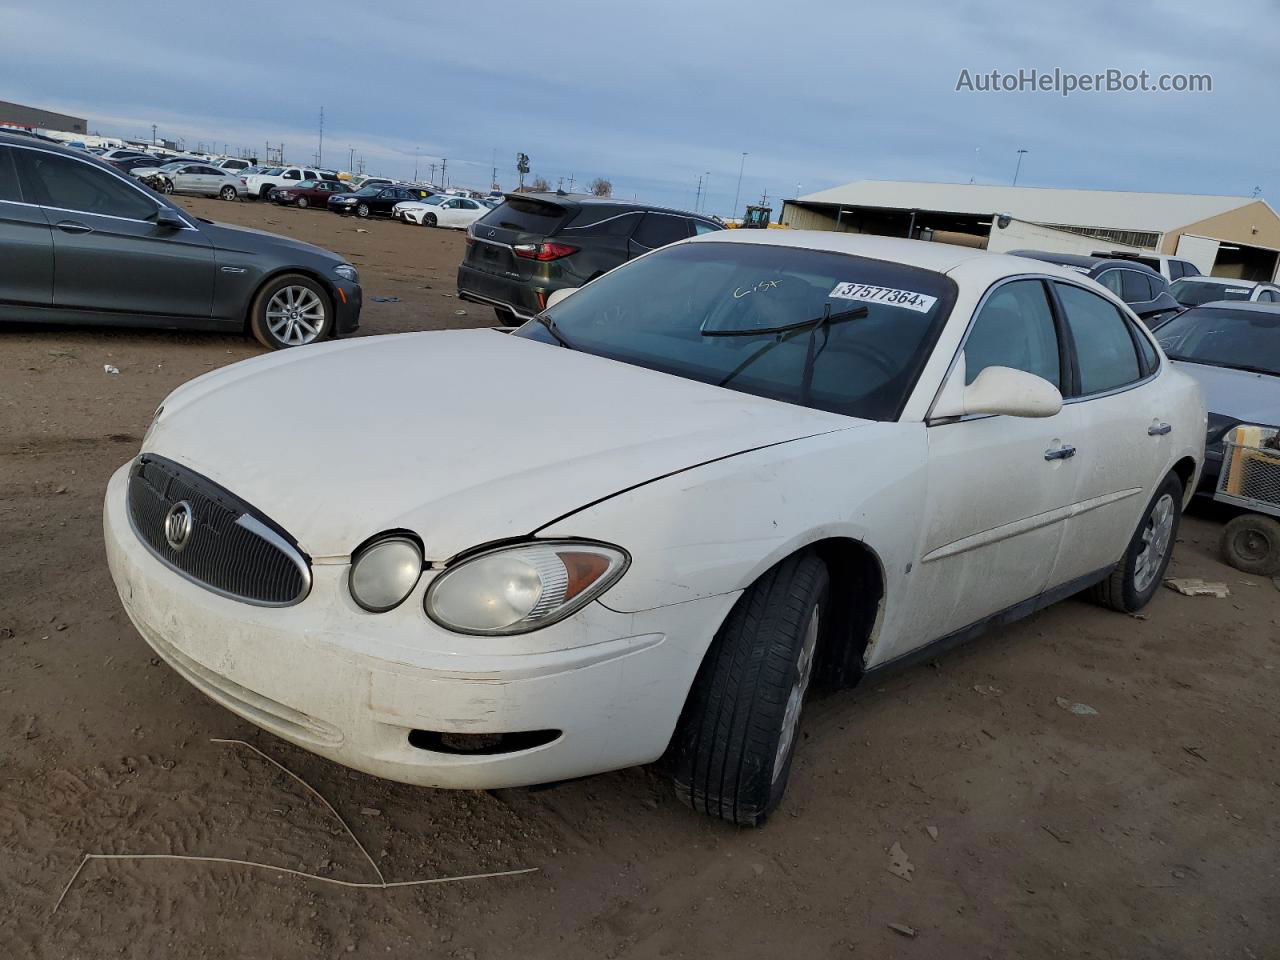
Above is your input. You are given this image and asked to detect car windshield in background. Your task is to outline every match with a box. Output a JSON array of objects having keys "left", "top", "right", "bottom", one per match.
[
  {"left": 1155, "top": 306, "right": 1280, "bottom": 376},
  {"left": 515, "top": 241, "right": 956, "bottom": 421},
  {"left": 419, "top": 195, "right": 446, "bottom": 205},
  {"left": 1169, "top": 279, "right": 1252, "bottom": 306},
  {"left": 353, "top": 187, "right": 382, "bottom": 196}
]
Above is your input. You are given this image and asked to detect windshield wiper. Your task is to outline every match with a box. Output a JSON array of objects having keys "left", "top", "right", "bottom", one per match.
[
  {"left": 702, "top": 304, "right": 868, "bottom": 337},
  {"left": 532, "top": 312, "right": 576, "bottom": 350}
]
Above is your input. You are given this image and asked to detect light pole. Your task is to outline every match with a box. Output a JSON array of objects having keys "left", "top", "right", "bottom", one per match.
[
  {"left": 694, "top": 173, "right": 704, "bottom": 212},
  {"left": 732, "top": 152, "right": 747, "bottom": 221},
  {"left": 1012, "top": 148, "right": 1028, "bottom": 186}
]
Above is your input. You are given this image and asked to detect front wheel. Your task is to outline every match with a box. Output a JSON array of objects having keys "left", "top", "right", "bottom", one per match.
[
  {"left": 249, "top": 274, "right": 333, "bottom": 350},
  {"left": 159, "top": 179, "right": 174, "bottom": 195},
  {"left": 297, "top": 196, "right": 309, "bottom": 209},
  {"left": 670, "top": 551, "right": 829, "bottom": 826},
  {"left": 422, "top": 213, "right": 437, "bottom": 227},
  {"left": 219, "top": 185, "right": 237, "bottom": 201},
  {"left": 1220, "top": 513, "right": 1280, "bottom": 576},
  {"left": 1089, "top": 473, "right": 1183, "bottom": 612},
  {"left": 355, "top": 203, "right": 370, "bottom": 218}
]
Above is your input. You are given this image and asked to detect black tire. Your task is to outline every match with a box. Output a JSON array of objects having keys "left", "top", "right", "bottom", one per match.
[
  {"left": 493, "top": 306, "right": 518, "bottom": 326},
  {"left": 297, "top": 196, "right": 309, "bottom": 209},
  {"left": 248, "top": 274, "right": 333, "bottom": 350},
  {"left": 356, "top": 203, "right": 371, "bottom": 218},
  {"left": 1089, "top": 473, "right": 1183, "bottom": 612},
  {"left": 1220, "top": 513, "right": 1280, "bottom": 576},
  {"left": 422, "top": 213, "right": 437, "bottom": 227},
  {"left": 159, "top": 179, "right": 174, "bottom": 195},
  {"left": 670, "top": 551, "right": 829, "bottom": 826},
  {"left": 259, "top": 185, "right": 274, "bottom": 200},
  {"left": 219, "top": 185, "right": 237, "bottom": 201}
]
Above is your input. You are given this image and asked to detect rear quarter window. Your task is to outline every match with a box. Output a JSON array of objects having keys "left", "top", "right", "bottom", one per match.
[{"left": 480, "top": 197, "right": 569, "bottom": 235}]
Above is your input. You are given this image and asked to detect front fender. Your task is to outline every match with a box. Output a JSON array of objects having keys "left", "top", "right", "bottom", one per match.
[{"left": 537, "top": 422, "right": 927, "bottom": 614}]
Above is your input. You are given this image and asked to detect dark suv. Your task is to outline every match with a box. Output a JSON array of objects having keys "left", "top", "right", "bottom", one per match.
[
  {"left": 1010, "top": 250, "right": 1181, "bottom": 326},
  {"left": 457, "top": 193, "right": 723, "bottom": 323},
  {"left": 0, "top": 132, "right": 361, "bottom": 349}
]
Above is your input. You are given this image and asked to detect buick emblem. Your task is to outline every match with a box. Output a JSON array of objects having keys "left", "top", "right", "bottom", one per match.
[
  {"left": 164, "top": 501, "right": 194, "bottom": 551},
  {"left": 486, "top": 228, "right": 496, "bottom": 238}
]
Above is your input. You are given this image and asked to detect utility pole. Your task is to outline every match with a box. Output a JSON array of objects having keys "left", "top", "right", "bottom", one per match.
[
  {"left": 695, "top": 174, "right": 703, "bottom": 212},
  {"left": 151, "top": 123, "right": 157, "bottom": 146},
  {"left": 429, "top": 162, "right": 436, "bottom": 185},
  {"left": 317, "top": 105, "right": 324, "bottom": 168},
  {"left": 348, "top": 146, "right": 354, "bottom": 172},
  {"left": 413, "top": 147, "right": 419, "bottom": 183},
  {"left": 1012, "top": 148, "right": 1028, "bottom": 186},
  {"left": 567, "top": 174, "right": 575, "bottom": 192},
  {"left": 440, "top": 158, "right": 447, "bottom": 187},
  {"left": 732, "top": 152, "right": 748, "bottom": 220},
  {"left": 492, "top": 165, "right": 498, "bottom": 190}
]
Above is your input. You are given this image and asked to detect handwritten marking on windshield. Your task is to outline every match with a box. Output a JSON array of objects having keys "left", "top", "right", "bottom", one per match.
[{"left": 733, "top": 279, "right": 783, "bottom": 299}]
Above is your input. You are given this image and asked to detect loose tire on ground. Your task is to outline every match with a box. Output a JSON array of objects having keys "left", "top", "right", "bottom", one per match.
[
  {"left": 670, "top": 550, "right": 830, "bottom": 826},
  {"left": 248, "top": 274, "right": 333, "bottom": 350},
  {"left": 1220, "top": 513, "right": 1280, "bottom": 576},
  {"left": 1088, "top": 473, "right": 1183, "bottom": 612}
]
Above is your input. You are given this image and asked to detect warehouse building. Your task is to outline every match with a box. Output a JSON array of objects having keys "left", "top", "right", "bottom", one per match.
[
  {"left": 780, "top": 181, "right": 1280, "bottom": 281},
  {"left": 0, "top": 100, "right": 87, "bottom": 135}
]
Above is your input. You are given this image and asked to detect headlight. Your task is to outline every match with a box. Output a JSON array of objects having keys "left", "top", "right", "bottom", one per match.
[
  {"left": 425, "top": 541, "right": 629, "bottom": 635},
  {"left": 334, "top": 264, "right": 359, "bottom": 283},
  {"left": 349, "top": 535, "right": 423, "bottom": 612}
]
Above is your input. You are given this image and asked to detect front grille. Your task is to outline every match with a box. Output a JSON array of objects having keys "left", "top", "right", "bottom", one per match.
[{"left": 127, "top": 455, "right": 311, "bottom": 606}]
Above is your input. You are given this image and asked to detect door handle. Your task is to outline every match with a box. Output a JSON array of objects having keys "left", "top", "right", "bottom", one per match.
[
  {"left": 54, "top": 220, "right": 92, "bottom": 234},
  {"left": 1044, "top": 444, "right": 1076, "bottom": 461},
  {"left": 1148, "top": 422, "right": 1172, "bottom": 436}
]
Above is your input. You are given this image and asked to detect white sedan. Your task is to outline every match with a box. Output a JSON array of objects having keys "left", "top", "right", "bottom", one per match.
[
  {"left": 103, "top": 231, "right": 1204, "bottom": 825},
  {"left": 393, "top": 193, "right": 487, "bottom": 228}
]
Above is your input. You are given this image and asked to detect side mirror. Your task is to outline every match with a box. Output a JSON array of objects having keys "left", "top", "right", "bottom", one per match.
[
  {"left": 546, "top": 287, "right": 579, "bottom": 309},
  {"left": 152, "top": 208, "right": 187, "bottom": 231},
  {"left": 932, "top": 360, "right": 1062, "bottom": 420}
]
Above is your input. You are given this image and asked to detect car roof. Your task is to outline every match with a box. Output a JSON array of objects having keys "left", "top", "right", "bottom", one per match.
[
  {"left": 511, "top": 192, "right": 717, "bottom": 221},
  {"left": 1174, "top": 276, "right": 1263, "bottom": 287},
  {"left": 1009, "top": 249, "right": 1162, "bottom": 275},
  {"left": 686, "top": 229, "right": 1095, "bottom": 283},
  {"left": 1190, "top": 300, "right": 1280, "bottom": 313}
]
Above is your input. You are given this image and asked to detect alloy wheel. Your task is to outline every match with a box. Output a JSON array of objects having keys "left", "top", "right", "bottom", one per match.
[
  {"left": 772, "top": 603, "right": 820, "bottom": 783},
  {"left": 265, "top": 286, "right": 326, "bottom": 346},
  {"left": 1133, "top": 493, "right": 1175, "bottom": 593}
]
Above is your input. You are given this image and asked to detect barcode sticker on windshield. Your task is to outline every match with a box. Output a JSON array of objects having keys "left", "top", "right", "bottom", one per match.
[{"left": 829, "top": 283, "right": 937, "bottom": 313}]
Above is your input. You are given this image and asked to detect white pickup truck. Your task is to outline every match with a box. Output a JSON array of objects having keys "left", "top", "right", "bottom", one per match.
[{"left": 241, "top": 165, "right": 323, "bottom": 200}]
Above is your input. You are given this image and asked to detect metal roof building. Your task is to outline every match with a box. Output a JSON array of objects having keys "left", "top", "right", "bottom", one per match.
[
  {"left": 780, "top": 180, "right": 1280, "bottom": 282},
  {"left": 0, "top": 100, "right": 87, "bottom": 135}
]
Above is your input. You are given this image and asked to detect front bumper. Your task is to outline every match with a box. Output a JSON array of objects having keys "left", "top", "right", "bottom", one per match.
[{"left": 103, "top": 464, "right": 736, "bottom": 789}]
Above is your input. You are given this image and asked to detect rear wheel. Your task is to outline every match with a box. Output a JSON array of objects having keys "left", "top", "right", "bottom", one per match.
[
  {"left": 219, "top": 185, "right": 237, "bottom": 201},
  {"left": 670, "top": 551, "right": 829, "bottom": 826},
  {"left": 296, "top": 196, "right": 309, "bottom": 209},
  {"left": 249, "top": 274, "right": 333, "bottom": 350},
  {"left": 1220, "top": 514, "right": 1280, "bottom": 575},
  {"left": 1089, "top": 473, "right": 1182, "bottom": 612}
]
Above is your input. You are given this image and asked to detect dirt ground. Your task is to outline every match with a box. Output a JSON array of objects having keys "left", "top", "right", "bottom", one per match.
[{"left": 2, "top": 195, "right": 1277, "bottom": 960}]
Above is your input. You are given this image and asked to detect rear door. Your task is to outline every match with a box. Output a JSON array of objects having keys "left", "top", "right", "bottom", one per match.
[
  {"left": 628, "top": 212, "right": 691, "bottom": 259},
  {"left": 0, "top": 145, "right": 54, "bottom": 310},
  {"left": 13, "top": 147, "right": 215, "bottom": 319},
  {"left": 1046, "top": 281, "right": 1168, "bottom": 586}
]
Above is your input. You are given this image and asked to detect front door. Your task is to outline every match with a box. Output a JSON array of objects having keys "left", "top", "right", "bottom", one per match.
[
  {"left": 13, "top": 147, "right": 215, "bottom": 319},
  {"left": 891, "top": 278, "right": 1079, "bottom": 656}
]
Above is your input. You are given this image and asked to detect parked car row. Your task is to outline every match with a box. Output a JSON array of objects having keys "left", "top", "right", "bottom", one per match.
[{"left": 1009, "top": 250, "right": 1183, "bottom": 326}]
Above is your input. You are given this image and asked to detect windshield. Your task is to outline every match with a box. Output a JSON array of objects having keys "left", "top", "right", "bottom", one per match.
[
  {"left": 515, "top": 242, "right": 957, "bottom": 420},
  {"left": 1170, "top": 278, "right": 1253, "bottom": 306},
  {"left": 1156, "top": 306, "right": 1280, "bottom": 376},
  {"left": 353, "top": 186, "right": 382, "bottom": 196}
]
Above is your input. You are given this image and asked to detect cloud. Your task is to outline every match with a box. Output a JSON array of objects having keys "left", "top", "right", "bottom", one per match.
[{"left": 3, "top": 0, "right": 1275, "bottom": 213}]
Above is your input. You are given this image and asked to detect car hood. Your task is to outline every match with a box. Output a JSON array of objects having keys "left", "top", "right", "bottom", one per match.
[
  {"left": 1171, "top": 360, "right": 1279, "bottom": 426},
  {"left": 143, "top": 330, "right": 862, "bottom": 559},
  {"left": 196, "top": 220, "right": 344, "bottom": 262}
]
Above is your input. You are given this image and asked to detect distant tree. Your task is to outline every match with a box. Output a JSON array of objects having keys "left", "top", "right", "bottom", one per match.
[
  {"left": 529, "top": 176, "right": 550, "bottom": 192},
  {"left": 589, "top": 177, "right": 612, "bottom": 197}
]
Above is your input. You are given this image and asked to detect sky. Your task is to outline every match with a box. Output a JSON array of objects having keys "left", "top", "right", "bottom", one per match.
[{"left": 3, "top": 0, "right": 1277, "bottom": 218}]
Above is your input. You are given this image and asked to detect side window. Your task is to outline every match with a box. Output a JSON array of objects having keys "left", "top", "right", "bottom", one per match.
[
  {"left": 1096, "top": 269, "right": 1124, "bottom": 297},
  {"left": 693, "top": 221, "right": 720, "bottom": 235},
  {"left": 563, "top": 210, "right": 642, "bottom": 238},
  {"left": 633, "top": 212, "right": 689, "bottom": 249},
  {"left": 1168, "top": 260, "right": 1184, "bottom": 281},
  {"left": 14, "top": 149, "right": 156, "bottom": 220},
  {"left": 964, "top": 280, "right": 1061, "bottom": 389},
  {"left": 302, "top": 170, "right": 318, "bottom": 180},
  {"left": 1055, "top": 283, "right": 1142, "bottom": 394},
  {"left": 283, "top": 169, "right": 300, "bottom": 180},
  {"left": 1134, "top": 325, "right": 1160, "bottom": 374},
  {"left": 462, "top": 199, "right": 480, "bottom": 210},
  {"left": 1121, "top": 270, "right": 1153, "bottom": 303},
  {"left": 0, "top": 147, "right": 21, "bottom": 202}
]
